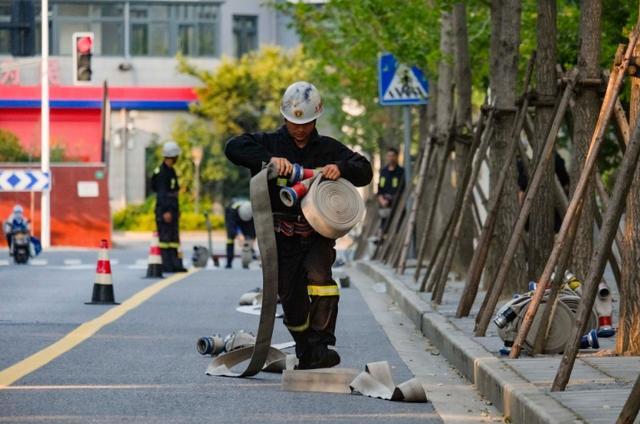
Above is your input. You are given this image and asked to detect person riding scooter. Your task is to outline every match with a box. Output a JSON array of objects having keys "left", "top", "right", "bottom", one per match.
[
  {"left": 3, "top": 205, "right": 38, "bottom": 263},
  {"left": 3, "top": 205, "right": 29, "bottom": 252}
]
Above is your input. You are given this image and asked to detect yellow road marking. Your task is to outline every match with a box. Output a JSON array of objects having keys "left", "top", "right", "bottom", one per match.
[{"left": 0, "top": 269, "right": 199, "bottom": 388}]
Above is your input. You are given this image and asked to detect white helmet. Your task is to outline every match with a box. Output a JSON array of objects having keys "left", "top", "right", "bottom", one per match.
[
  {"left": 280, "top": 81, "right": 323, "bottom": 124},
  {"left": 13, "top": 205, "right": 24, "bottom": 214},
  {"left": 238, "top": 201, "right": 253, "bottom": 222},
  {"left": 162, "top": 141, "right": 181, "bottom": 158}
]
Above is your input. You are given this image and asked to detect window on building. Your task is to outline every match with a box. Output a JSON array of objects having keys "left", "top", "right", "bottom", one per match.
[
  {"left": 0, "top": 4, "right": 11, "bottom": 55},
  {"left": 130, "top": 2, "right": 217, "bottom": 57},
  {"left": 52, "top": 2, "right": 124, "bottom": 56},
  {"left": 232, "top": 15, "right": 257, "bottom": 58},
  {"left": 0, "top": 1, "right": 41, "bottom": 56},
  {"left": 129, "top": 3, "right": 169, "bottom": 56},
  {"left": 1, "top": 1, "right": 219, "bottom": 58}
]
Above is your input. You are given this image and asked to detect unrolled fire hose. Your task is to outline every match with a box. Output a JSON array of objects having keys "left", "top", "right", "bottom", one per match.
[
  {"left": 205, "top": 163, "right": 426, "bottom": 402},
  {"left": 206, "top": 164, "right": 281, "bottom": 377}
]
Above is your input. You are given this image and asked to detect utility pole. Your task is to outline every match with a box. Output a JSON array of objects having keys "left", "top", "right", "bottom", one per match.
[
  {"left": 403, "top": 106, "right": 412, "bottom": 184},
  {"left": 40, "top": 0, "right": 50, "bottom": 248},
  {"left": 191, "top": 146, "right": 203, "bottom": 215}
]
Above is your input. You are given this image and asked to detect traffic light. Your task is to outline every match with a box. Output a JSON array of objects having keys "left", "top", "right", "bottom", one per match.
[{"left": 73, "top": 32, "right": 94, "bottom": 84}]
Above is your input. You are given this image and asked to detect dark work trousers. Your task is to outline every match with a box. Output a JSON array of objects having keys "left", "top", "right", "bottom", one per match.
[
  {"left": 276, "top": 231, "right": 339, "bottom": 359},
  {"left": 224, "top": 208, "right": 256, "bottom": 266},
  {"left": 156, "top": 214, "right": 182, "bottom": 272}
]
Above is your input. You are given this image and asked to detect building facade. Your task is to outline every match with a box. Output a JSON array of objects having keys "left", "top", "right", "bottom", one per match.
[{"left": 0, "top": 0, "right": 301, "bottom": 211}]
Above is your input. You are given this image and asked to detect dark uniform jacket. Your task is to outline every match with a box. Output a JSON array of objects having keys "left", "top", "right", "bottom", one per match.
[
  {"left": 225, "top": 125, "right": 373, "bottom": 216},
  {"left": 151, "top": 162, "right": 180, "bottom": 216},
  {"left": 377, "top": 165, "right": 404, "bottom": 197}
]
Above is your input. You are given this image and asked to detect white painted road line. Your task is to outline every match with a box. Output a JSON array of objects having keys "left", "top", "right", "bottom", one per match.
[
  {"left": 30, "top": 259, "right": 47, "bottom": 266},
  {"left": 127, "top": 259, "right": 147, "bottom": 270},
  {"left": 56, "top": 264, "right": 94, "bottom": 270},
  {"left": 0, "top": 260, "right": 9, "bottom": 266},
  {"left": 64, "top": 259, "right": 82, "bottom": 266}
]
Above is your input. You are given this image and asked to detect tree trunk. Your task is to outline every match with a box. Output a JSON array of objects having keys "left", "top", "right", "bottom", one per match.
[
  {"left": 433, "top": 10, "right": 456, "bottom": 256},
  {"left": 618, "top": 31, "right": 640, "bottom": 356},
  {"left": 570, "top": 0, "right": 601, "bottom": 279},
  {"left": 485, "top": 0, "right": 526, "bottom": 294},
  {"left": 417, "top": 100, "right": 438, "bottom": 241},
  {"left": 452, "top": 2, "right": 475, "bottom": 274},
  {"left": 529, "top": 0, "right": 557, "bottom": 280},
  {"left": 436, "top": 11, "right": 454, "bottom": 139}
]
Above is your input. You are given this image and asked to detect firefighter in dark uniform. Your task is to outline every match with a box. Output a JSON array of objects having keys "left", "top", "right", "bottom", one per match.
[
  {"left": 225, "top": 81, "right": 372, "bottom": 369},
  {"left": 224, "top": 198, "right": 256, "bottom": 269},
  {"left": 377, "top": 147, "right": 404, "bottom": 207},
  {"left": 376, "top": 147, "right": 404, "bottom": 228},
  {"left": 151, "top": 141, "right": 187, "bottom": 273}
]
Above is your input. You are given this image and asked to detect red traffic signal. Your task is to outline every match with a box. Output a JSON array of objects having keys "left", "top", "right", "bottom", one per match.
[
  {"left": 73, "top": 32, "right": 94, "bottom": 84},
  {"left": 76, "top": 36, "right": 93, "bottom": 54}
]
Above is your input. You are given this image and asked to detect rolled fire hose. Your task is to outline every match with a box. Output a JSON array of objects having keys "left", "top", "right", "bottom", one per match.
[{"left": 301, "top": 174, "right": 365, "bottom": 239}]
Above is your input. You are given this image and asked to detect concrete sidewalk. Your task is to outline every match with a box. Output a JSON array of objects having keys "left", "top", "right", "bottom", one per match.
[{"left": 355, "top": 261, "right": 639, "bottom": 424}]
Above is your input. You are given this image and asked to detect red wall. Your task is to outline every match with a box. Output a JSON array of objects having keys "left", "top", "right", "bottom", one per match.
[
  {"left": 0, "top": 109, "right": 101, "bottom": 162},
  {"left": 0, "top": 164, "right": 110, "bottom": 247}
]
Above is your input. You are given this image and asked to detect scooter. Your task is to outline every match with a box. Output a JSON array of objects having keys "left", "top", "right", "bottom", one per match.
[{"left": 11, "top": 229, "right": 31, "bottom": 264}]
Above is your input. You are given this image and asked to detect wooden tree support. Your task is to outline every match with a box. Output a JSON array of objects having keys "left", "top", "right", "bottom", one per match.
[
  {"left": 352, "top": 199, "right": 380, "bottom": 260},
  {"left": 552, "top": 102, "right": 640, "bottom": 392},
  {"left": 475, "top": 68, "right": 578, "bottom": 337},
  {"left": 385, "top": 138, "right": 430, "bottom": 272},
  {"left": 374, "top": 179, "right": 409, "bottom": 261},
  {"left": 397, "top": 138, "right": 433, "bottom": 274},
  {"left": 456, "top": 53, "right": 537, "bottom": 318},
  {"left": 470, "top": 193, "right": 483, "bottom": 233},
  {"left": 431, "top": 109, "right": 494, "bottom": 303},
  {"left": 388, "top": 144, "right": 430, "bottom": 268},
  {"left": 413, "top": 125, "right": 456, "bottom": 283},
  {"left": 531, "top": 203, "right": 582, "bottom": 354},
  {"left": 616, "top": 371, "right": 640, "bottom": 424},
  {"left": 595, "top": 176, "right": 625, "bottom": 256},
  {"left": 509, "top": 35, "right": 639, "bottom": 359},
  {"left": 419, "top": 211, "right": 454, "bottom": 292}
]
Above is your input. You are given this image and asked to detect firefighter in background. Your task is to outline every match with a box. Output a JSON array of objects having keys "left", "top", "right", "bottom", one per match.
[
  {"left": 225, "top": 81, "right": 372, "bottom": 369},
  {"left": 151, "top": 141, "right": 187, "bottom": 273},
  {"left": 224, "top": 199, "right": 256, "bottom": 269},
  {"left": 376, "top": 147, "right": 404, "bottom": 227}
]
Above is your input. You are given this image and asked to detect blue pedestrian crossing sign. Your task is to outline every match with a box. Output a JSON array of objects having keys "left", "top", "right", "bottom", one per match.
[
  {"left": 378, "top": 53, "right": 429, "bottom": 106},
  {"left": 0, "top": 170, "right": 51, "bottom": 191}
]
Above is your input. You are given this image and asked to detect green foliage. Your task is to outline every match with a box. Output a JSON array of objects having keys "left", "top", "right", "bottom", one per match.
[
  {"left": 275, "top": 0, "right": 446, "bottom": 151},
  {"left": 0, "top": 129, "right": 28, "bottom": 162},
  {"left": 276, "top": 0, "right": 638, "bottom": 181},
  {"left": 0, "top": 129, "right": 69, "bottom": 162},
  {"left": 112, "top": 194, "right": 224, "bottom": 231},
  {"left": 172, "top": 46, "right": 312, "bottom": 202}
]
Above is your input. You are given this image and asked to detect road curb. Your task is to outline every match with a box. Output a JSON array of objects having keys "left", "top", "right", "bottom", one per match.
[{"left": 356, "top": 261, "right": 583, "bottom": 424}]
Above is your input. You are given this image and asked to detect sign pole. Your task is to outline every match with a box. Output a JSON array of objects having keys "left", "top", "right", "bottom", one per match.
[
  {"left": 41, "top": 0, "right": 50, "bottom": 248},
  {"left": 403, "top": 105, "right": 412, "bottom": 184}
]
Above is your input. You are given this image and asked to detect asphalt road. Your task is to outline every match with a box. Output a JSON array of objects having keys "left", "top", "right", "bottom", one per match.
[{"left": 0, "top": 246, "right": 444, "bottom": 423}]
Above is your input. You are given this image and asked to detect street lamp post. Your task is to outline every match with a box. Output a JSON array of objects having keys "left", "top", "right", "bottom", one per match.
[
  {"left": 191, "top": 146, "right": 203, "bottom": 215},
  {"left": 40, "top": 0, "right": 50, "bottom": 248}
]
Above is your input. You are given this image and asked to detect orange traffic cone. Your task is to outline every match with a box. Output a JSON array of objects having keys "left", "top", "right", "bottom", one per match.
[
  {"left": 146, "top": 232, "right": 163, "bottom": 278},
  {"left": 86, "top": 239, "right": 118, "bottom": 305}
]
